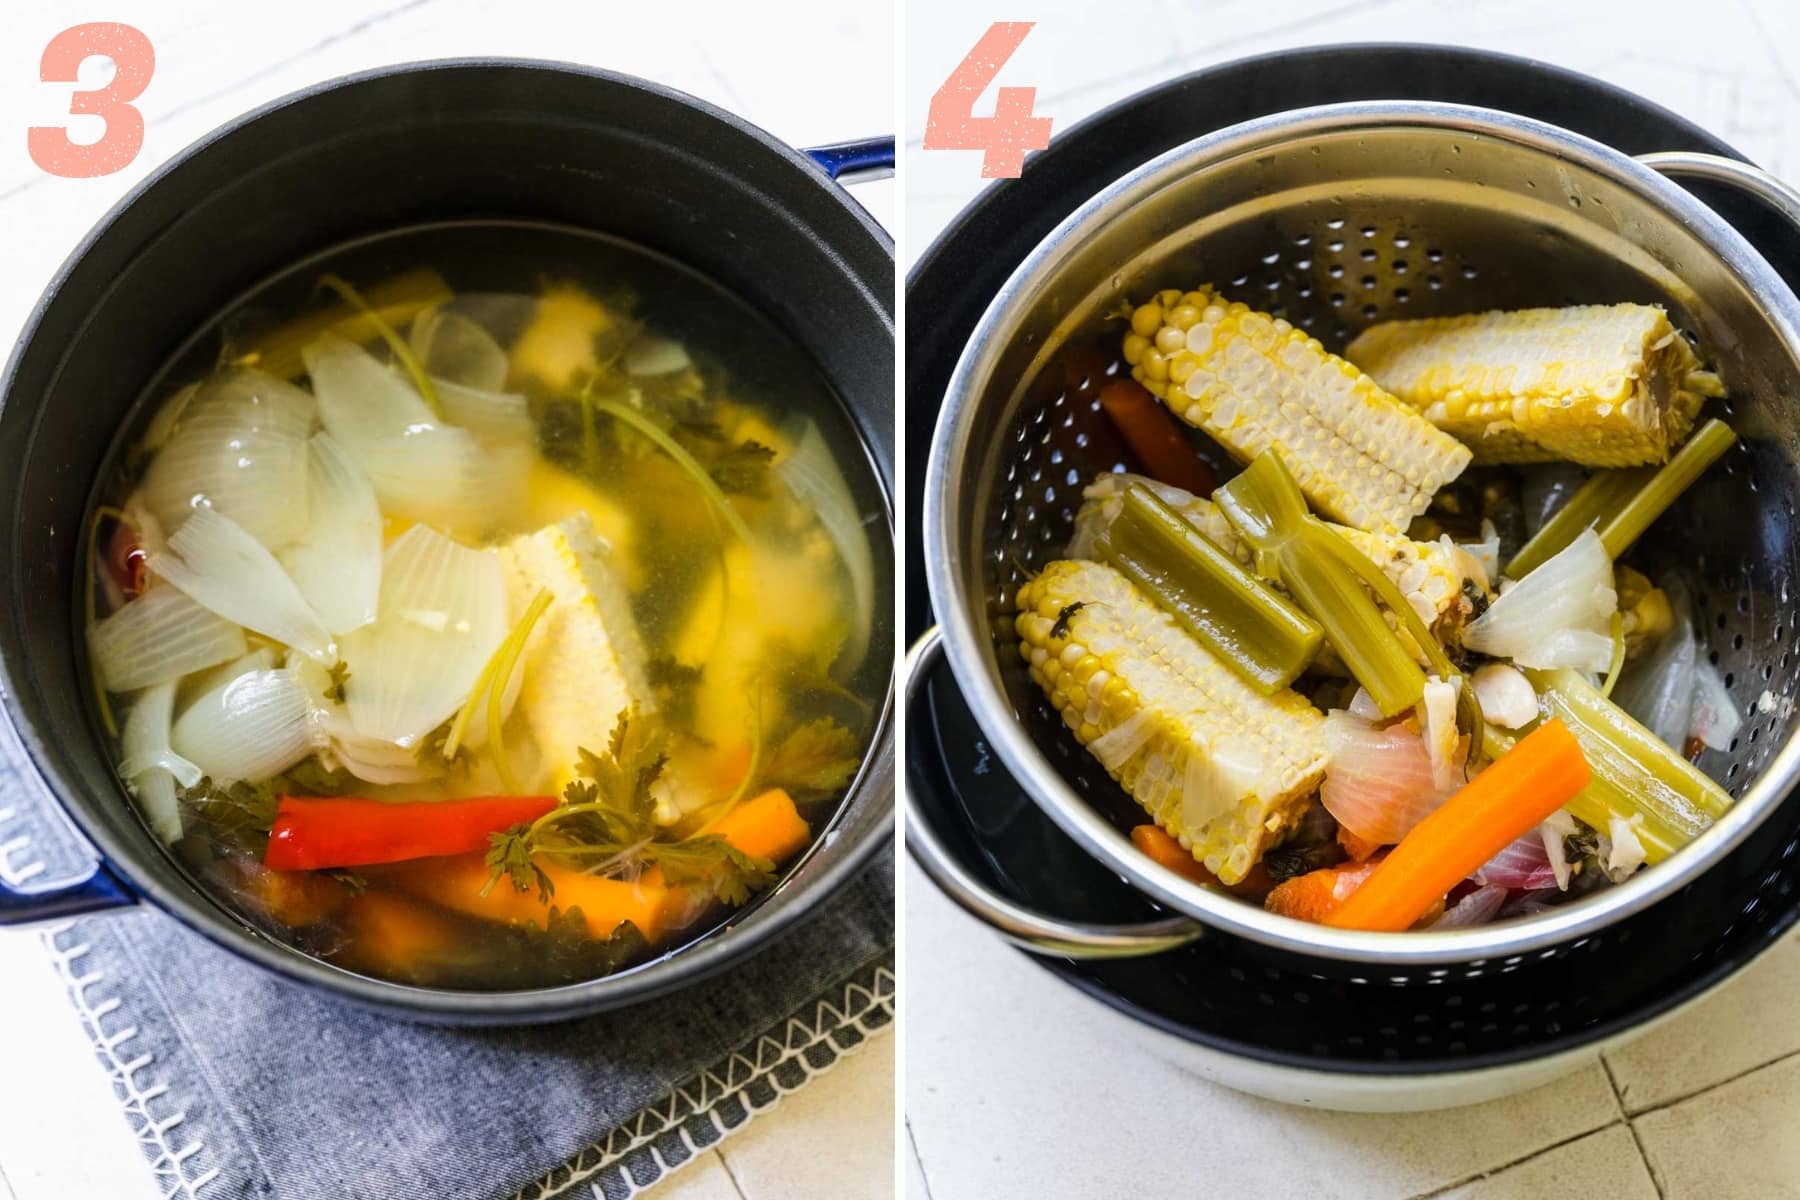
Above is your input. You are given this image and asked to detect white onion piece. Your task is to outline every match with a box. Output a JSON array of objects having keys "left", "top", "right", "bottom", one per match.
[
  {"left": 625, "top": 335, "right": 692, "bottom": 376},
  {"left": 1320, "top": 713, "right": 1450, "bottom": 845},
  {"left": 338, "top": 525, "right": 508, "bottom": 747},
  {"left": 1089, "top": 710, "right": 1156, "bottom": 772},
  {"left": 1451, "top": 521, "right": 1500, "bottom": 593},
  {"left": 435, "top": 379, "right": 534, "bottom": 446},
  {"left": 410, "top": 308, "right": 509, "bottom": 392},
  {"left": 1472, "top": 663, "right": 1538, "bottom": 729},
  {"left": 1433, "top": 884, "right": 1510, "bottom": 929},
  {"left": 777, "top": 418, "right": 875, "bottom": 676},
  {"left": 302, "top": 333, "right": 436, "bottom": 450},
  {"left": 150, "top": 509, "right": 334, "bottom": 663},
  {"left": 182, "top": 647, "right": 277, "bottom": 707},
  {"left": 279, "top": 433, "right": 382, "bottom": 635},
  {"left": 140, "top": 382, "right": 200, "bottom": 455},
  {"left": 1614, "top": 611, "right": 1699, "bottom": 750},
  {"left": 119, "top": 681, "right": 200, "bottom": 842},
  {"left": 1421, "top": 675, "right": 1463, "bottom": 791},
  {"left": 171, "top": 668, "right": 321, "bottom": 784},
  {"left": 1182, "top": 734, "right": 1264, "bottom": 837},
  {"left": 1346, "top": 687, "right": 1384, "bottom": 721},
  {"left": 290, "top": 658, "right": 441, "bottom": 785},
  {"left": 1539, "top": 809, "right": 1579, "bottom": 891},
  {"left": 1464, "top": 529, "right": 1616, "bottom": 671},
  {"left": 1607, "top": 816, "right": 1649, "bottom": 879},
  {"left": 139, "top": 370, "right": 315, "bottom": 550},
  {"left": 1473, "top": 830, "right": 1559, "bottom": 889},
  {"left": 1690, "top": 659, "right": 1742, "bottom": 751},
  {"left": 89, "top": 586, "right": 247, "bottom": 692},
  {"left": 361, "top": 427, "right": 530, "bottom": 530}
]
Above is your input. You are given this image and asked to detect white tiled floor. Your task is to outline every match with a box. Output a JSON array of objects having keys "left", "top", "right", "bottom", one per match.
[
  {"left": 904, "top": 3, "right": 1800, "bottom": 1197},
  {"left": 0, "top": 3, "right": 893, "bottom": 1198}
]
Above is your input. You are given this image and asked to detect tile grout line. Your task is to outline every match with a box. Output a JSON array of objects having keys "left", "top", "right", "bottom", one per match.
[
  {"left": 713, "top": 1149, "right": 751, "bottom": 1200},
  {"left": 905, "top": 1121, "right": 937, "bottom": 1200},
  {"left": 0, "top": 1153, "right": 17, "bottom": 1200},
  {"left": 1404, "top": 1121, "right": 1627, "bottom": 1200},
  {"left": 1620, "top": 1043, "right": 1800, "bottom": 1120},
  {"left": 1602, "top": 1058, "right": 1667, "bottom": 1200}
]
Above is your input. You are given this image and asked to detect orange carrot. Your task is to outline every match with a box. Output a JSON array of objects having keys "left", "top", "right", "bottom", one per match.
[
  {"left": 239, "top": 863, "right": 352, "bottom": 928},
  {"left": 1265, "top": 859, "right": 1384, "bottom": 922},
  {"left": 1337, "top": 826, "right": 1384, "bottom": 864},
  {"left": 1130, "top": 825, "right": 1217, "bottom": 885},
  {"left": 1325, "top": 719, "right": 1591, "bottom": 932},
  {"left": 381, "top": 855, "right": 686, "bottom": 942},
  {"left": 336, "top": 890, "right": 466, "bottom": 982},
  {"left": 1097, "top": 379, "right": 1215, "bottom": 496},
  {"left": 710, "top": 788, "right": 810, "bottom": 864}
]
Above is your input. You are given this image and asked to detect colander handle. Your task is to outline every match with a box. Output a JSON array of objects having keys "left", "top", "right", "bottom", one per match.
[
  {"left": 1637, "top": 152, "right": 1800, "bottom": 227},
  {"left": 904, "top": 626, "right": 1205, "bottom": 958}
]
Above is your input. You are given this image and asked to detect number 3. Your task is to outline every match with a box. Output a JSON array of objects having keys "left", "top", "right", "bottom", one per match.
[{"left": 28, "top": 23, "right": 155, "bottom": 179}]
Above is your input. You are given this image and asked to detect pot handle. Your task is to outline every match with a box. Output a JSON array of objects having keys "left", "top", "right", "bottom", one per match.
[
  {"left": 0, "top": 859, "right": 134, "bottom": 925},
  {"left": 1637, "top": 151, "right": 1800, "bottom": 226},
  {"left": 804, "top": 137, "right": 895, "bottom": 186},
  {"left": 904, "top": 625, "right": 1204, "bottom": 958}
]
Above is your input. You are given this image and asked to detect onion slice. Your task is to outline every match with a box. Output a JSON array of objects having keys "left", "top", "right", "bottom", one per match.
[
  {"left": 777, "top": 418, "right": 875, "bottom": 676},
  {"left": 89, "top": 585, "right": 247, "bottom": 693},
  {"left": 1464, "top": 529, "right": 1617, "bottom": 672},
  {"left": 1433, "top": 883, "right": 1510, "bottom": 929},
  {"left": 171, "top": 668, "right": 322, "bottom": 784},
  {"left": 139, "top": 370, "right": 316, "bottom": 550},
  {"left": 1473, "top": 829, "right": 1560, "bottom": 890},
  {"left": 119, "top": 681, "right": 201, "bottom": 842},
  {"left": 338, "top": 525, "right": 509, "bottom": 747},
  {"left": 1320, "top": 712, "right": 1451, "bottom": 845},
  {"left": 410, "top": 308, "right": 509, "bottom": 392},
  {"left": 150, "top": 508, "right": 334, "bottom": 663},
  {"left": 279, "top": 432, "right": 382, "bottom": 635}
]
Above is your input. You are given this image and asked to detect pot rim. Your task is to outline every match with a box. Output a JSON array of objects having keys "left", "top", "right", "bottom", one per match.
[
  {"left": 0, "top": 57, "right": 895, "bottom": 1019},
  {"left": 925, "top": 98, "right": 1800, "bottom": 967}
]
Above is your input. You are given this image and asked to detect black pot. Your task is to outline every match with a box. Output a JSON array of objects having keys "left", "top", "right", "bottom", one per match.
[
  {"left": 905, "top": 44, "right": 1800, "bottom": 1105},
  {"left": 0, "top": 60, "right": 895, "bottom": 1023}
]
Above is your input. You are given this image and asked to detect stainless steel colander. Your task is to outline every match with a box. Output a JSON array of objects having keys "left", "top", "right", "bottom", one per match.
[{"left": 913, "top": 100, "right": 1800, "bottom": 972}]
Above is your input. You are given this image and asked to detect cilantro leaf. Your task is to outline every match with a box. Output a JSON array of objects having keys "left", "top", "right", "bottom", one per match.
[
  {"left": 324, "top": 659, "right": 351, "bottom": 705},
  {"left": 708, "top": 439, "right": 777, "bottom": 497},
  {"left": 642, "top": 836, "right": 777, "bottom": 907},
  {"left": 484, "top": 823, "right": 554, "bottom": 903},
  {"left": 760, "top": 718, "right": 862, "bottom": 797}
]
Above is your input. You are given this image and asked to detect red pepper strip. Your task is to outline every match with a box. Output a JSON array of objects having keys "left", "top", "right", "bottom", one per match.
[{"left": 263, "top": 794, "right": 558, "bottom": 872}]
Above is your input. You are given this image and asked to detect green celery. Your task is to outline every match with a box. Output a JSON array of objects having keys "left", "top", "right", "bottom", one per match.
[
  {"left": 1506, "top": 419, "right": 1737, "bottom": 578},
  {"left": 1215, "top": 451, "right": 1426, "bottom": 717},
  {"left": 1095, "top": 483, "right": 1323, "bottom": 693},
  {"left": 1525, "top": 667, "right": 1733, "bottom": 863},
  {"left": 234, "top": 267, "right": 453, "bottom": 382},
  {"left": 1597, "top": 418, "right": 1737, "bottom": 559}
]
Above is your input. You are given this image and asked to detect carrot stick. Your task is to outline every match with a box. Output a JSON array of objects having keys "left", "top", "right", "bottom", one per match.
[
  {"left": 1129, "top": 825, "right": 1217, "bottom": 885},
  {"left": 381, "top": 855, "right": 685, "bottom": 942},
  {"left": 709, "top": 788, "right": 810, "bottom": 864},
  {"left": 1324, "top": 719, "right": 1590, "bottom": 932},
  {"left": 336, "top": 891, "right": 467, "bottom": 982},
  {"left": 1265, "top": 859, "right": 1384, "bottom": 922},
  {"left": 1097, "top": 379, "right": 1215, "bottom": 496}
]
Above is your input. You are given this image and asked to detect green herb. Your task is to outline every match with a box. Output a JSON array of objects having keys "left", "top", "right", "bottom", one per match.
[
  {"left": 642, "top": 837, "right": 776, "bottom": 906},
  {"left": 325, "top": 870, "right": 370, "bottom": 896},
  {"left": 760, "top": 718, "right": 862, "bottom": 797},
  {"left": 324, "top": 660, "right": 351, "bottom": 705},
  {"left": 179, "top": 776, "right": 279, "bottom": 849},
  {"left": 1050, "top": 601, "right": 1086, "bottom": 640},
  {"left": 708, "top": 440, "right": 777, "bottom": 497},
  {"left": 317, "top": 273, "right": 442, "bottom": 418},
  {"left": 646, "top": 656, "right": 703, "bottom": 730},
  {"left": 278, "top": 756, "right": 354, "bottom": 797},
  {"left": 420, "top": 724, "right": 476, "bottom": 775},
  {"left": 539, "top": 912, "right": 650, "bottom": 980},
  {"left": 484, "top": 823, "right": 554, "bottom": 903}
]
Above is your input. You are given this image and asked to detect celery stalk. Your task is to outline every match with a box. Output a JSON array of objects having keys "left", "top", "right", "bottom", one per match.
[
  {"left": 1598, "top": 419, "right": 1737, "bottom": 559},
  {"left": 1095, "top": 483, "right": 1323, "bottom": 692},
  {"left": 232, "top": 267, "right": 454, "bottom": 382},
  {"left": 1505, "top": 419, "right": 1737, "bottom": 578},
  {"left": 1216, "top": 451, "right": 1426, "bottom": 717},
  {"left": 1526, "top": 667, "right": 1733, "bottom": 863}
]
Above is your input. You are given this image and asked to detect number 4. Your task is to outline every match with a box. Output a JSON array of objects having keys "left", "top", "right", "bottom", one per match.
[
  {"left": 924, "top": 21, "right": 1053, "bottom": 179},
  {"left": 28, "top": 23, "right": 155, "bottom": 179}
]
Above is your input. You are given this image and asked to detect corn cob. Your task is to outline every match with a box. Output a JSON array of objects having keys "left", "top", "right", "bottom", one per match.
[
  {"left": 1071, "top": 472, "right": 1473, "bottom": 633},
  {"left": 1015, "top": 559, "right": 1328, "bottom": 882},
  {"left": 1343, "top": 304, "right": 1715, "bottom": 467},
  {"left": 1124, "top": 286, "right": 1470, "bottom": 534}
]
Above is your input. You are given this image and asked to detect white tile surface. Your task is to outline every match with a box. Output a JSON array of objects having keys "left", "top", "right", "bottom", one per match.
[
  {"left": 710, "top": 1034, "right": 896, "bottom": 1200},
  {"left": 0, "top": 3, "right": 893, "bottom": 1199},
  {"left": 1604, "top": 929, "right": 1800, "bottom": 1114},
  {"left": 1431, "top": 1126, "right": 1658, "bottom": 1200},
  {"left": 1633, "top": 1052, "right": 1800, "bottom": 1200},
  {"left": 904, "top": 4, "right": 1800, "bottom": 1197}
]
